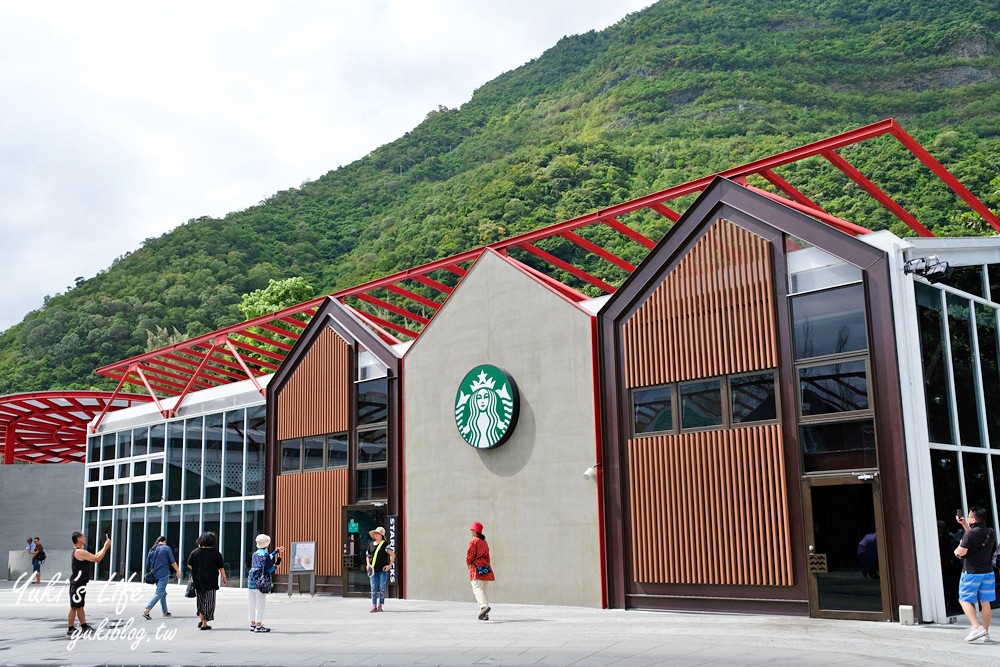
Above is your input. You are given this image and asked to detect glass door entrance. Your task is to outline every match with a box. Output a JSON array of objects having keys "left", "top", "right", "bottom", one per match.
[
  {"left": 342, "top": 505, "right": 386, "bottom": 597},
  {"left": 803, "top": 476, "right": 890, "bottom": 620}
]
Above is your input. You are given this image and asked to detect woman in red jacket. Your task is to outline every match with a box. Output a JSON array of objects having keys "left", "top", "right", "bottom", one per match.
[{"left": 465, "top": 521, "right": 495, "bottom": 620}]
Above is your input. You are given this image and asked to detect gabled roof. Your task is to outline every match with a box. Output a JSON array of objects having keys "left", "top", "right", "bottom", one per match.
[
  {"left": 92, "top": 118, "right": 999, "bottom": 420},
  {"left": 0, "top": 391, "right": 152, "bottom": 464}
]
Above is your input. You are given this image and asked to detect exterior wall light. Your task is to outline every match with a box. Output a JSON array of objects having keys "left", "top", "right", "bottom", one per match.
[
  {"left": 583, "top": 462, "right": 601, "bottom": 480},
  {"left": 903, "top": 255, "right": 953, "bottom": 284}
]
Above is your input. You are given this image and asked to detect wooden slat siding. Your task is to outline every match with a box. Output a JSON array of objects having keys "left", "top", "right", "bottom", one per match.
[
  {"left": 628, "top": 425, "right": 792, "bottom": 585},
  {"left": 623, "top": 219, "right": 776, "bottom": 387},
  {"left": 274, "top": 468, "right": 348, "bottom": 576},
  {"left": 276, "top": 327, "right": 350, "bottom": 440}
]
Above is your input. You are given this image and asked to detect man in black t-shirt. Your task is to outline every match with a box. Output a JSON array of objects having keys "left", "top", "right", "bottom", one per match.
[{"left": 955, "top": 506, "right": 996, "bottom": 642}]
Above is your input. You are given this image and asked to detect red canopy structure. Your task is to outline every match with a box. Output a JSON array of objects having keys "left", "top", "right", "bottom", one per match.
[
  {"left": 92, "top": 118, "right": 999, "bottom": 423},
  {"left": 0, "top": 391, "right": 152, "bottom": 464}
]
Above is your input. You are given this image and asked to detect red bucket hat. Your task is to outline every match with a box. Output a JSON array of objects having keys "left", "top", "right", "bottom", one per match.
[{"left": 469, "top": 521, "right": 484, "bottom": 533}]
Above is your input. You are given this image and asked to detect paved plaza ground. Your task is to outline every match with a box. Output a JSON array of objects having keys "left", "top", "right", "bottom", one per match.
[{"left": 1, "top": 578, "right": 998, "bottom": 666}]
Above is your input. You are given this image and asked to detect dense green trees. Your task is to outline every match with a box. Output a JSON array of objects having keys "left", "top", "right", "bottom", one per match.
[{"left": 1, "top": 0, "right": 998, "bottom": 393}]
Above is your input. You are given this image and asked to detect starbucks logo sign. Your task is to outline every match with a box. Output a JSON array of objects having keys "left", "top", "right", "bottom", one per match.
[{"left": 454, "top": 364, "right": 519, "bottom": 449}]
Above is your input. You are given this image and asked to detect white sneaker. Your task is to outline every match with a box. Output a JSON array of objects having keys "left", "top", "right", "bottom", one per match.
[{"left": 965, "top": 626, "right": 988, "bottom": 642}]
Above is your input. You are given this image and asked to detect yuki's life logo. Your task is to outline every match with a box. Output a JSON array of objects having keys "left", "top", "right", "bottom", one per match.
[{"left": 454, "top": 365, "right": 519, "bottom": 449}]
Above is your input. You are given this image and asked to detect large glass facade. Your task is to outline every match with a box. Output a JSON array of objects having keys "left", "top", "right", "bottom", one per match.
[
  {"left": 83, "top": 391, "right": 267, "bottom": 588},
  {"left": 917, "top": 267, "right": 1000, "bottom": 616}
]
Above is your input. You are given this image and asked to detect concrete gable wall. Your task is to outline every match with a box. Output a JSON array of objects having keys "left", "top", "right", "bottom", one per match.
[{"left": 403, "top": 252, "right": 602, "bottom": 608}]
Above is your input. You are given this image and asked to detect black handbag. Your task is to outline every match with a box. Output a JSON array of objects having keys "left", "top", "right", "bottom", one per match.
[
  {"left": 144, "top": 571, "right": 156, "bottom": 585},
  {"left": 185, "top": 581, "right": 197, "bottom": 598}
]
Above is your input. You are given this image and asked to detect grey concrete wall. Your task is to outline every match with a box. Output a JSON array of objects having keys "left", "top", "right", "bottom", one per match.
[
  {"left": 0, "top": 463, "right": 84, "bottom": 580},
  {"left": 7, "top": 549, "right": 74, "bottom": 582},
  {"left": 403, "top": 252, "right": 602, "bottom": 608}
]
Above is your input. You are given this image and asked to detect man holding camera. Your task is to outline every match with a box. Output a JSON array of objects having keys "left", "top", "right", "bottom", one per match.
[{"left": 954, "top": 506, "right": 996, "bottom": 642}]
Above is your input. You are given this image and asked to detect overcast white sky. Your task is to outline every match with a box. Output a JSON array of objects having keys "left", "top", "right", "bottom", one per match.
[{"left": 0, "top": 1, "right": 652, "bottom": 332}]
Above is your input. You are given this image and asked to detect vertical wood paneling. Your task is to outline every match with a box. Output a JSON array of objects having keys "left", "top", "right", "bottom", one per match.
[
  {"left": 627, "top": 425, "right": 793, "bottom": 586},
  {"left": 277, "top": 328, "right": 350, "bottom": 440},
  {"left": 274, "top": 468, "right": 349, "bottom": 576},
  {"left": 624, "top": 219, "right": 776, "bottom": 386}
]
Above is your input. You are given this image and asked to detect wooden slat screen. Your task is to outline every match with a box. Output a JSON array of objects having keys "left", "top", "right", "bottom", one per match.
[
  {"left": 628, "top": 425, "right": 792, "bottom": 586},
  {"left": 274, "top": 468, "right": 349, "bottom": 576},
  {"left": 277, "top": 327, "right": 350, "bottom": 440},
  {"left": 624, "top": 219, "right": 776, "bottom": 387}
]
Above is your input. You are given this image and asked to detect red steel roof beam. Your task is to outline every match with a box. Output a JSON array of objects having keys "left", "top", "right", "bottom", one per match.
[
  {"left": 647, "top": 201, "right": 681, "bottom": 222},
  {"left": 340, "top": 305, "right": 404, "bottom": 346},
  {"left": 560, "top": 230, "right": 636, "bottom": 272},
  {"left": 223, "top": 339, "right": 265, "bottom": 396},
  {"left": 254, "top": 322, "right": 304, "bottom": 344},
  {"left": 759, "top": 168, "right": 830, "bottom": 213},
  {"left": 3, "top": 422, "right": 15, "bottom": 465},
  {"left": 408, "top": 274, "right": 453, "bottom": 296},
  {"left": 600, "top": 217, "right": 657, "bottom": 249},
  {"left": 355, "top": 293, "right": 431, "bottom": 326},
  {"left": 230, "top": 329, "right": 295, "bottom": 353},
  {"left": 890, "top": 125, "right": 1000, "bottom": 233},
  {"left": 517, "top": 243, "right": 616, "bottom": 293},
  {"left": 209, "top": 346, "right": 280, "bottom": 373},
  {"left": 132, "top": 366, "right": 169, "bottom": 418},
  {"left": 167, "top": 340, "right": 224, "bottom": 417},
  {"left": 224, "top": 337, "right": 288, "bottom": 364},
  {"left": 743, "top": 185, "right": 872, "bottom": 236},
  {"left": 821, "top": 149, "right": 934, "bottom": 237},
  {"left": 343, "top": 304, "right": 420, "bottom": 339},
  {"left": 502, "top": 255, "right": 591, "bottom": 302},
  {"left": 384, "top": 284, "right": 443, "bottom": 311}
]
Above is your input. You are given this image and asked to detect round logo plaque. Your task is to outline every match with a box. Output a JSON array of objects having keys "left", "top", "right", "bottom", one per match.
[{"left": 454, "top": 364, "right": 519, "bottom": 449}]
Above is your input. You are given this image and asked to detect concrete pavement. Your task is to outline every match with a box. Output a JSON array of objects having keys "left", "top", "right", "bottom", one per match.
[{"left": 0, "top": 578, "right": 997, "bottom": 666}]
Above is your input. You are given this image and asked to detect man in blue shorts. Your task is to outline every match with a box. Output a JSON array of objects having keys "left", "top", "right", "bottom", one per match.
[{"left": 955, "top": 506, "right": 996, "bottom": 642}]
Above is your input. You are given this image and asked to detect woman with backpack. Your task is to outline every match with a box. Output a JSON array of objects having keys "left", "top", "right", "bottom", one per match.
[{"left": 247, "top": 534, "right": 283, "bottom": 633}]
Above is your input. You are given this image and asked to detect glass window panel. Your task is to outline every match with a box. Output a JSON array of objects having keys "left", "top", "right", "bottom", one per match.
[
  {"left": 97, "top": 509, "right": 113, "bottom": 580},
  {"left": 118, "top": 463, "right": 130, "bottom": 478},
  {"left": 246, "top": 406, "right": 266, "bottom": 496},
  {"left": 166, "top": 421, "right": 184, "bottom": 501},
  {"left": 791, "top": 284, "right": 868, "bottom": 360},
  {"left": 327, "top": 432, "right": 348, "bottom": 468},
  {"left": 940, "top": 265, "right": 984, "bottom": 298},
  {"left": 203, "top": 413, "right": 223, "bottom": 499},
  {"left": 184, "top": 417, "right": 203, "bottom": 500},
  {"left": 358, "top": 429, "right": 388, "bottom": 465},
  {"left": 144, "top": 505, "right": 162, "bottom": 569},
  {"left": 131, "top": 481, "right": 145, "bottom": 504},
  {"left": 916, "top": 282, "right": 954, "bottom": 444},
  {"left": 244, "top": 498, "right": 265, "bottom": 577},
  {"left": 222, "top": 501, "right": 242, "bottom": 587},
  {"left": 632, "top": 385, "right": 673, "bottom": 434},
  {"left": 786, "top": 238, "right": 862, "bottom": 294},
  {"left": 358, "top": 349, "right": 388, "bottom": 380},
  {"left": 731, "top": 372, "right": 777, "bottom": 423},
  {"left": 116, "top": 483, "right": 128, "bottom": 505},
  {"left": 356, "top": 467, "right": 388, "bottom": 502},
  {"left": 83, "top": 511, "right": 99, "bottom": 581},
  {"left": 128, "top": 507, "right": 145, "bottom": 582},
  {"left": 989, "top": 264, "right": 1000, "bottom": 304},
  {"left": 976, "top": 304, "right": 1000, "bottom": 448},
  {"left": 87, "top": 486, "right": 99, "bottom": 508},
  {"left": 148, "top": 478, "right": 163, "bottom": 504},
  {"left": 100, "top": 484, "right": 114, "bottom": 507},
  {"left": 962, "top": 452, "right": 992, "bottom": 519},
  {"left": 102, "top": 434, "right": 115, "bottom": 462},
  {"left": 133, "top": 427, "right": 148, "bottom": 457},
  {"left": 680, "top": 380, "right": 722, "bottom": 429},
  {"left": 116, "top": 431, "right": 130, "bottom": 459},
  {"left": 223, "top": 410, "right": 245, "bottom": 498},
  {"left": 88, "top": 436, "right": 101, "bottom": 463},
  {"left": 948, "top": 293, "right": 982, "bottom": 447},
  {"left": 181, "top": 505, "right": 200, "bottom": 572},
  {"left": 303, "top": 436, "right": 325, "bottom": 470},
  {"left": 800, "top": 419, "right": 877, "bottom": 472},
  {"left": 357, "top": 378, "right": 388, "bottom": 426},
  {"left": 799, "top": 360, "right": 868, "bottom": 416},
  {"left": 103, "top": 464, "right": 115, "bottom": 481},
  {"left": 150, "top": 458, "right": 164, "bottom": 475},
  {"left": 202, "top": 502, "right": 221, "bottom": 544},
  {"left": 134, "top": 461, "right": 147, "bottom": 477},
  {"left": 88, "top": 467, "right": 100, "bottom": 483},
  {"left": 165, "top": 504, "right": 181, "bottom": 571},
  {"left": 281, "top": 439, "right": 302, "bottom": 473},
  {"left": 149, "top": 423, "right": 165, "bottom": 456}
]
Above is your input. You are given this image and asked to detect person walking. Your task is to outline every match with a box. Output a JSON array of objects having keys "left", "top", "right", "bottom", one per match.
[
  {"left": 142, "top": 536, "right": 181, "bottom": 620},
  {"left": 366, "top": 526, "right": 395, "bottom": 612},
  {"left": 28, "top": 537, "right": 45, "bottom": 584},
  {"left": 67, "top": 531, "right": 111, "bottom": 637},
  {"left": 955, "top": 506, "right": 996, "bottom": 642},
  {"left": 247, "top": 534, "right": 283, "bottom": 633},
  {"left": 465, "top": 521, "right": 495, "bottom": 621},
  {"left": 186, "top": 532, "right": 227, "bottom": 630}
]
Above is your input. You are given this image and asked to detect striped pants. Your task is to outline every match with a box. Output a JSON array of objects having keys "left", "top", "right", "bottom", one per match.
[{"left": 196, "top": 589, "right": 217, "bottom": 621}]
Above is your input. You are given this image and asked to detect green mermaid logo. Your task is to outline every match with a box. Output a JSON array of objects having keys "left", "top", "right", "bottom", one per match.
[{"left": 454, "top": 365, "right": 519, "bottom": 449}]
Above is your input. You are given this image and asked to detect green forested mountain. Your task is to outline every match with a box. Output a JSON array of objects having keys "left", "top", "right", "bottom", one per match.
[{"left": 2, "top": 0, "right": 999, "bottom": 393}]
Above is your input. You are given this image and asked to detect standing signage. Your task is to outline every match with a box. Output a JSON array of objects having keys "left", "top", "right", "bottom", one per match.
[
  {"left": 387, "top": 515, "right": 400, "bottom": 585},
  {"left": 454, "top": 364, "right": 520, "bottom": 449},
  {"left": 287, "top": 541, "right": 316, "bottom": 596}
]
